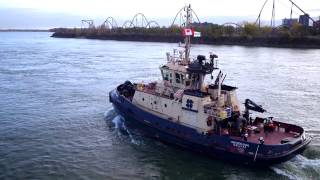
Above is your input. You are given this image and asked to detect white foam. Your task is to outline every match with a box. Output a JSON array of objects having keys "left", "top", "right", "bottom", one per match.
[
  {"left": 306, "top": 129, "right": 320, "bottom": 134},
  {"left": 104, "top": 108, "right": 116, "bottom": 119},
  {"left": 121, "top": 122, "right": 140, "bottom": 145},
  {"left": 111, "top": 115, "right": 123, "bottom": 129},
  {"left": 294, "top": 155, "right": 320, "bottom": 168},
  {"left": 305, "top": 130, "right": 320, "bottom": 140},
  {"left": 111, "top": 115, "right": 139, "bottom": 145},
  {"left": 270, "top": 166, "right": 298, "bottom": 180},
  {"left": 272, "top": 155, "right": 320, "bottom": 180}
]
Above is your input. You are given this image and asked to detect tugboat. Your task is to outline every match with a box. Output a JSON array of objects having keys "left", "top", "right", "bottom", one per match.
[{"left": 109, "top": 5, "right": 311, "bottom": 165}]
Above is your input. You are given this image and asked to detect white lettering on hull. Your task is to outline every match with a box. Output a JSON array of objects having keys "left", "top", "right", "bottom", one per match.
[{"left": 230, "top": 141, "right": 250, "bottom": 149}]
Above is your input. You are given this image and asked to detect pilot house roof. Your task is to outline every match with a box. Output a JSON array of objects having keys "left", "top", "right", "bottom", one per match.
[{"left": 161, "top": 63, "right": 188, "bottom": 73}]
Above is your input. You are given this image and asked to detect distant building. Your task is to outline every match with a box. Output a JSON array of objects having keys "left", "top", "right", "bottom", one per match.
[
  {"left": 282, "top": 18, "right": 298, "bottom": 27},
  {"left": 313, "top": 17, "right": 320, "bottom": 28},
  {"left": 313, "top": 20, "right": 320, "bottom": 29},
  {"left": 299, "top": 14, "right": 310, "bottom": 27}
]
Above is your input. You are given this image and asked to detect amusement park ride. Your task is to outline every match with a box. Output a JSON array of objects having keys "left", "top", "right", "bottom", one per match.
[
  {"left": 81, "top": 13, "right": 160, "bottom": 29},
  {"left": 255, "top": 0, "right": 317, "bottom": 28},
  {"left": 79, "top": 0, "right": 318, "bottom": 31}
]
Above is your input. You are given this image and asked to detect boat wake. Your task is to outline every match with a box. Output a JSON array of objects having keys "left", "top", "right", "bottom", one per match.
[
  {"left": 112, "top": 115, "right": 140, "bottom": 145},
  {"left": 306, "top": 129, "right": 320, "bottom": 141},
  {"left": 271, "top": 155, "right": 320, "bottom": 180},
  {"left": 305, "top": 129, "right": 320, "bottom": 134},
  {"left": 104, "top": 108, "right": 141, "bottom": 146},
  {"left": 104, "top": 108, "right": 117, "bottom": 123},
  {"left": 270, "top": 166, "right": 298, "bottom": 180}
]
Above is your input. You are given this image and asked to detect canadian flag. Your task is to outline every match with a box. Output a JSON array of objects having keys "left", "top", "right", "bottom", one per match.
[{"left": 183, "top": 28, "right": 193, "bottom": 36}]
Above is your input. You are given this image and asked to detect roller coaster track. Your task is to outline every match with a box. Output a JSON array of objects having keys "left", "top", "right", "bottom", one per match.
[
  {"left": 171, "top": 5, "right": 201, "bottom": 27},
  {"left": 81, "top": 5, "right": 211, "bottom": 30},
  {"left": 121, "top": 13, "right": 160, "bottom": 28},
  {"left": 102, "top": 17, "right": 118, "bottom": 29},
  {"left": 255, "top": 0, "right": 316, "bottom": 28},
  {"left": 221, "top": 22, "right": 243, "bottom": 35},
  {"left": 130, "top": 13, "right": 149, "bottom": 27},
  {"left": 145, "top": 21, "right": 160, "bottom": 28},
  {"left": 81, "top": 20, "right": 95, "bottom": 29},
  {"left": 122, "top": 20, "right": 135, "bottom": 28}
]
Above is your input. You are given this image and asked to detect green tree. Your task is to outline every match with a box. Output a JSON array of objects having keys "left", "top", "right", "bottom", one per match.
[
  {"left": 260, "top": 26, "right": 272, "bottom": 37},
  {"left": 243, "top": 23, "right": 259, "bottom": 37},
  {"left": 223, "top": 26, "right": 235, "bottom": 37},
  {"left": 277, "top": 26, "right": 291, "bottom": 38},
  {"left": 290, "top": 23, "right": 307, "bottom": 38}
]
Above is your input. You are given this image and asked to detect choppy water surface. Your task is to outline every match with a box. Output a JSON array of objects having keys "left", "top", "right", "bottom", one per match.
[{"left": 0, "top": 32, "right": 319, "bottom": 180}]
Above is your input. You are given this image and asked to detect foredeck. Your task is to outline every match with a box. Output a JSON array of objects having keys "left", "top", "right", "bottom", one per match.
[{"left": 135, "top": 82, "right": 177, "bottom": 100}]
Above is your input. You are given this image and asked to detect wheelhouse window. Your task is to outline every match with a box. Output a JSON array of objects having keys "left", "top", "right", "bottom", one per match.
[
  {"left": 161, "top": 69, "right": 170, "bottom": 81},
  {"left": 175, "top": 73, "right": 185, "bottom": 84},
  {"left": 169, "top": 73, "right": 173, "bottom": 83},
  {"left": 175, "top": 73, "right": 181, "bottom": 83},
  {"left": 181, "top": 74, "right": 185, "bottom": 84},
  {"left": 165, "top": 73, "right": 169, "bottom": 81}
]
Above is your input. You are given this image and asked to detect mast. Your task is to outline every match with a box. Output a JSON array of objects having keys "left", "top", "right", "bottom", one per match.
[{"left": 184, "top": 4, "right": 191, "bottom": 63}]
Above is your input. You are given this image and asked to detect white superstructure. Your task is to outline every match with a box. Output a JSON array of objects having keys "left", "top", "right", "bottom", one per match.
[{"left": 131, "top": 5, "right": 241, "bottom": 133}]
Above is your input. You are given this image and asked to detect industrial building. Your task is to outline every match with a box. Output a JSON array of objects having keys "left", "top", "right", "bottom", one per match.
[
  {"left": 282, "top": 18, "right": 298, "bottom": 28},
  {"left": 299, "top": 14, "right": 310, "bottom": 27}
]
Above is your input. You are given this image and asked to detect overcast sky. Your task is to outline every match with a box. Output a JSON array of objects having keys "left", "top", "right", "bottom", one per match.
[{"left": 1, "top": 0, "right": 320, "bottom": 29}]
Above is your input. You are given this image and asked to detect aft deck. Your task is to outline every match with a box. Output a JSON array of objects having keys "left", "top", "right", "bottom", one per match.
[{"left": 229, "top": 120, "right": 302, "bottom": 145}]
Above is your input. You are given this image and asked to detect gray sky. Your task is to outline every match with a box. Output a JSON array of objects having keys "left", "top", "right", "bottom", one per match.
[{"left": 0, "top": 0, "right": 319, "bottom": 29}]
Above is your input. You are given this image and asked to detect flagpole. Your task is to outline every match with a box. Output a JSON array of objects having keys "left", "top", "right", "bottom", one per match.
[{"left": 184, "top": 4, "right": 191, "bottom": 63}]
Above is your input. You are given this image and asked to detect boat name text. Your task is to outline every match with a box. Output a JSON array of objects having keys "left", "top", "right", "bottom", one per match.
[{"left": 231, "top": 141, "right": 250, "bottom": 149}]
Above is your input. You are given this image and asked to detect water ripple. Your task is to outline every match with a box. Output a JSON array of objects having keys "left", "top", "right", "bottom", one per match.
[{"left": 0, "top": 32, "right": 319, "bottom": 179}]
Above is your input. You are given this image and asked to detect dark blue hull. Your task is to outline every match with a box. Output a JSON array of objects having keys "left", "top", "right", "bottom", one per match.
[{"left": 109, "top": 89, "right": 311, "bottom": 166}]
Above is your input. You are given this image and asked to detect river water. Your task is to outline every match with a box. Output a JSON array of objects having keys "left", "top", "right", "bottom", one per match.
[{"left": 0, "top": 32, "right": 319, "bottom": 180}]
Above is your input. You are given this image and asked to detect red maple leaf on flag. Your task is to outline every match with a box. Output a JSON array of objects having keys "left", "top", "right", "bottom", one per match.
[{"left": 183, "top": 28, "right": 193, "bottom": 36}]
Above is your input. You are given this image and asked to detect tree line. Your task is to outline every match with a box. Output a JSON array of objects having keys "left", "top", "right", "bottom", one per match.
[
  {"left": 51, "top": 23, "right": 320, "bottom": 48},
  {"left": 52, "top": 22, "right": 319, "bottom": 39}
]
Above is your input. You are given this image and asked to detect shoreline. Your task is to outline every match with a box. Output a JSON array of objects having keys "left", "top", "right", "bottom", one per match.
[{"left": 51, "top": 31, "right": 320, "bottom": 49}]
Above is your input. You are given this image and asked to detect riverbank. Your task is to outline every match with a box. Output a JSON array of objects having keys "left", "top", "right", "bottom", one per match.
[{"left": 51, "top": 27, "right": 320, "bottom": 49}]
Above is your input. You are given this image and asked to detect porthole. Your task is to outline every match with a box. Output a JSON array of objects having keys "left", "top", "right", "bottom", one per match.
[
  {"left": 142, "top": 98, "right": 144, "bottom": 101},
  {"left": 154, "top": 101, "right": 157, "bottom": 104},
  {"left": 164, "top": 104, "right": 167, "bottom": 108}
]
